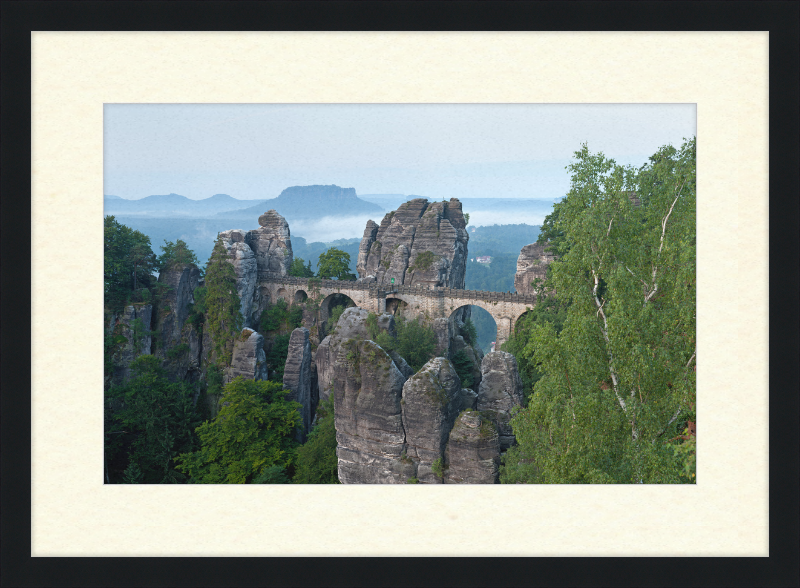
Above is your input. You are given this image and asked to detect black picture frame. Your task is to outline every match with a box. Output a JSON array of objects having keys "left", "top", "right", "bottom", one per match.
[{"left": 2, "top": 2, "right": 797, "bottom": 586}]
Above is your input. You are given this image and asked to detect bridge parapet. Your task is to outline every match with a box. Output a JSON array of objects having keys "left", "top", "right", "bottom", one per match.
[{"left": 257, "top": 272, "right": 539, "bottom": 305}]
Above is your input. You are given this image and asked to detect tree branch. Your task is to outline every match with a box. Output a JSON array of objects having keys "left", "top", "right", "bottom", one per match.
[{"left": 644, "top": 179, "right": 686, "bottom": 305}]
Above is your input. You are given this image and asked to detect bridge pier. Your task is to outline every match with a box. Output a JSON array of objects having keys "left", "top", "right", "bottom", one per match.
[{"left": 495, "top": 316, "right": 513, "bottom": 350}]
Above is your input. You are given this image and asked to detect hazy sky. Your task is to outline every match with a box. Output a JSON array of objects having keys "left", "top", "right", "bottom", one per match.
[{"left": 104, "top": 104, "right": 696, "bottom": 201}]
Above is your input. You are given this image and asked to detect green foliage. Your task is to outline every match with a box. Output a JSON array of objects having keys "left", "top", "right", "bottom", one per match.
[
  {"left": 266, "top": 334, "right": 291, "bottom": 382},
  {"left": 122, "top": 460, "right": 144, "bottom": 484},
  {"left": 375, "top": 316, "right": 437, "bottom": 373},
  {"left": 463, "top": 212, "right": 470, "bottom": 225},
  {"left": 106, "top": 355, "right": 202, "bottom": 483},
  {"left": 451, "top": 349, "right": 475, "bottom": 388},
  {"left": 158, "top": 238, "right": 199, "bottom": 271},
  {"left": 174, "top": 378, "right": 301, "bottom": 484},
  {"left": 104, "top": 216, "right": 158, "bottom": 313},
  {"left": 259, "top": 298, "right": 303, "bottom": 333},
  {"left": 186, "top": 286, "right": 207, "bottom": 327},
  {"left": 505, "top": 138, "right": 696, "bottom": 484},
  {"left": 365, "top": 312, "right": 380, "bottom": 340},
  {"left": 501, "top": 296, "right": 569, "bottom": 403},
  {"left": 167, "top": 343, "right": 191, "bottom": 360},
  {"left": 409, "top": 250, "right": 436, "bottom": 272},
  {"left": 431, "top": 457, "right": 445, "bottom": 479},
  {"left": 252, "top": 465, "right": 292, "bottom": 484},
  {"left": 461, "top": 318, "right": 478, "bottom": 346},
  {"left": 328, "top": 304, "right": 346, "bottom": 329},
  {"left": 406, "top": 477, "right": 419, "bottom": 484},
  {"left": 288, "top": 257, "right": 315, "bottom": 278},
  {"left": 204, "top": 238, "right": 242, "bottom": 365},
  {"left": 672, "top": 428, "right": 696, "bottom": 481},
  {"left": 293, "top": 395, "right": 339, "bottom": 484},
  {"left": 317, "top": 247, "right": 354, "bottom": 280}
]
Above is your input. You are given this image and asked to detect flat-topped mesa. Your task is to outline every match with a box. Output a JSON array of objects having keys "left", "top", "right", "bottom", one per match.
[
  {"left": 356, "top": 198, "right": 469, "bottom": 289},
  {"left": 514, "top": 242, "right": 556, "bottom": 296}
]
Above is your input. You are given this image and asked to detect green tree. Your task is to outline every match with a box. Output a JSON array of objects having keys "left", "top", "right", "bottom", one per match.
[
  {"left": 502, "top": 139, "right": 696, "bottom": 484},
  {"left": 293, "top": 395, "right": 339, "bottom": 484},
  {"left": 106, "top": 355, "right": 202, "bottom": 483},
  {"left": 317, "top": 248, "right": 354, "bottom": 280},
  {"left": 204, "top": 238, "right": 242, "bottom": 365},
  {"left": 174, "top": 378, "right": 301, "bottom": 483},
  {"left": 288, "top": 257, "right": 315, "bottom": 278},
  {"left": 104, "top": 216, "right": 158, "bottom": 312},
  {"left": 375, "top": 315, "right": 438, "bottom": 372},
  {"left": 158, "top": 238, "right": 199, "bottom": 271}
]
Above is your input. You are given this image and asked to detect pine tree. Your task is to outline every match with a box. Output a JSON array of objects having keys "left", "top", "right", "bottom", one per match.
[{"left": 204, "top": 238, "right": 242, "bottom": 365}]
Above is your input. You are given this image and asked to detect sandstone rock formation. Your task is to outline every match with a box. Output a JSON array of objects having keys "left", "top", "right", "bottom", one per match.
[
  {"left": 514, "top": 243, "right": 556, "bottom": 296},
  {"left": 111, "top": 303, "right": 153, "bottom": 384},
  {"left": 283, "top": 327, "right": 316, "bottom": 442},
  {"left": 356, "top": 198, "right": 468, "bottom": 289},
  {"left": 225, "top": 328, "right": 268, "bottom": 383},
  {"left": 315, "top": 307, "right": 396, "bottom": 401},
  {"left": 154, "top": 263, "right": 202, "bottom": 380},
  {"left": 217, "top": 210, "right": 293, "bottom": 328},
  {"left": 477, "top": 351, "right": 524, "bottom": 451},
  {"left": 444, "top": 410, "right": 500, "bottom": 484},
  {"left": 334, "top": 339, "right": 414, "bottom": 484},
  {"left": 401, "top": 357, "right": 463, "bottom": 483},
  {"left": 248, "top": 210, "right": 293, "bottom": 276}
]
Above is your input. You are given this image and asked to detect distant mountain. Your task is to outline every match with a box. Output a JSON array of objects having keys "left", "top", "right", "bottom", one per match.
[
  {"left": 215, "top": 185, "right": 383, "bottom": 219},
  {"left": 103, "top": 193, "right": 266, "bottom": 217}
]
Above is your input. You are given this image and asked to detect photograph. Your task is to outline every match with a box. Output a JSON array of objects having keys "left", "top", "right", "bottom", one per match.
[{"left": 103, "top": 103, "right": 697, "bottom": 485}]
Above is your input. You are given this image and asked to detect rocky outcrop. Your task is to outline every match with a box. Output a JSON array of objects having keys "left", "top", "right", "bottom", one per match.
[
  {"left": 356, "top": 198, "right": 469, "bottom": 289},
  {"left": 335, "top": 340, "right": 414, "bottom": 484},
  {"left": 225, "top": 328, "right": 268, "bottom": 383},
  {"left": 111, "top": 303, "right": 153, "bottom": 384},
  {"left": 283, "top": 327, "right": 314, "bottom": 442},
  {"left": 154, "top": 263, "right": 203, "bottom": 379},
  {"left": 458, "top": 388, "right": 478, "bottom": 412},
  {"left": 401, "top": 357, "right": 463, "bottom": 483},
  {"left": 476, "top": 351, "right": 524, "bottom": 451},
  {"left": 247, "top": 210, "right": 293, "bottom": 277},
  {"left": 444, "top": 410, "right": 500, "bottom": 484},
  {"left": 218, "top": 230, "right": 259, "bottom": 327},
  {"left": 514, "top": 243, "right": 556, "bottom": 295},
  {"left": 315, "top": 307, "right": 397, "bottom": 401}
]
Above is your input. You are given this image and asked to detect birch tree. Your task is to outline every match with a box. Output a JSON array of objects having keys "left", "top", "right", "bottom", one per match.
[{"left": 502, "top": 138, "right": 696, "bottom": 484}]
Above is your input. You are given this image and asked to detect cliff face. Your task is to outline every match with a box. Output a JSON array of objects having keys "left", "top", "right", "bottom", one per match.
[
  {"left": 477, "top": 351, "right": 524, "bottom": 451},
  {"left": 356, "top": 198, "right": 469, "bottom": 289},
  {"left": 154, "top": 263, "right": 203, "bottom": 380},
  {"left": 334, "top": 339, "right": 413, "bottom": 484},
  {"left": 110, "top": 303, "right": 153, "bottom": 385},
  {"left": 514, "top": 243, "right": 556, "bottom": 295},
  {"left": 444, "top": 410, "right": 500, "bottom": 484}
]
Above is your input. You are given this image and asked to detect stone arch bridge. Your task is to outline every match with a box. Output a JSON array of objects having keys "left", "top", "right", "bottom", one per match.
[{"left": 258, "top": 272, "right": 539, "bottom": 348}]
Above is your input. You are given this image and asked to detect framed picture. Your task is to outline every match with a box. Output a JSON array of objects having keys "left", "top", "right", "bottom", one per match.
[{"left": 4, "top": 1, "right": 796, "bottom": 585}]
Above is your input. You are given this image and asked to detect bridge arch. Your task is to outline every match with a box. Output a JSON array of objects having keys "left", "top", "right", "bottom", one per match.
[
  {"left": 276, "top": 287, "right": 288, "bottom": 301},
  {"left": 448, "top": 304, "right": 498, "bottom": 353},
  {"left": 293, "top": 289, "right": 308, "bottom": 304},
  {"left": 319, "top": 292, "right": 357, "bottom": 338},
  {"left": 385, "top": 297, "right": 409, "bottom": 316}
]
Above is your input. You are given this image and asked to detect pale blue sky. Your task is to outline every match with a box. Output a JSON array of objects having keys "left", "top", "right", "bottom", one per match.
[{"left": 104, "top": 104, "right": 696, "bottom": 201}]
